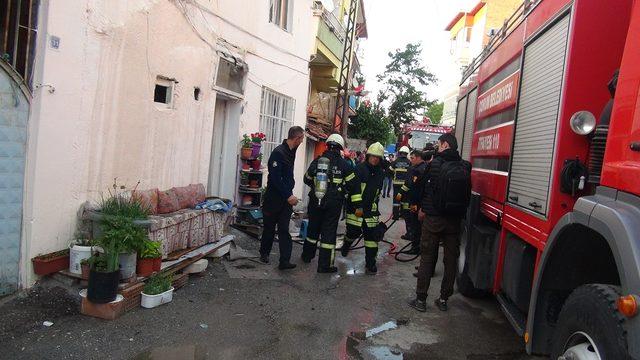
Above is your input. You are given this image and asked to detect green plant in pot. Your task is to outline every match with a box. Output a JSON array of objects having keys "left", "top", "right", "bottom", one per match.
[
  {"left": 137, "top": 240, "right": 162, "bottom": 277},
  {"left": 98, "top": 188, "right": 150, "bottom": 280},
  {"left": 240, "top": 134, "right": 253, "bottom": 160},
  {"left": 141, "top": 273, "right": 174, "bottom": 308},
  {"left": 87, "top": 230, "right": 124, "bottom": 303}
]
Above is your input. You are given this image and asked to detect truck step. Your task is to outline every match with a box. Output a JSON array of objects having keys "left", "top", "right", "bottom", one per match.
[{"left": 496, "top": 292, "right": 526, "bottom": 336}]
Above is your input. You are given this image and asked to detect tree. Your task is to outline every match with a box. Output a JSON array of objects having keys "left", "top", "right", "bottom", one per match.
[
  {"left": 377, "top": 43, "right": 437, "bottom": 137},
  {"left": 425, "top": 102, "right": 444, "bottom": 124},
  {"left": 348, "top": 102, "right": 392, "bottom": 146}
]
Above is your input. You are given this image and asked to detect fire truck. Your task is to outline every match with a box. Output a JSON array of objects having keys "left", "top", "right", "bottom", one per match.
[
  {"left": 400, "top": 118, "right": 452, "bottom": 149},
  {"left": 454, "top": 0, "right": 640, "bottom": 358}
]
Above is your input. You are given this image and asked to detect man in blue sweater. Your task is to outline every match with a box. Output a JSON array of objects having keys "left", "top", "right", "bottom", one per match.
[{"left": 259, "top": 126, "right": 305, "bottom": 270}]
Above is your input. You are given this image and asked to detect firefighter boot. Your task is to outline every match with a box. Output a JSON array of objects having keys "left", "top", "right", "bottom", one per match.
[
  {"left": 301, "top": 237, "right": 318, "bottom": 263},
  {"left": 364, "top": 240, "right": 378, "bottom": 275},
  {"left": 341, "top": 240, "right": 352, "bottom": 257},
  {"left": 317, "top": 243, "right": 338, "bottom": 273}
]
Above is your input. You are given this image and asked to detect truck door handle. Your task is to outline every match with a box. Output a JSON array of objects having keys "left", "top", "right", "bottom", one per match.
[
  {"left": 509, "top": 195, "right": 519, "bottom": 201},
  {"left": 529, "top": 201, "right": 542, "bottom": 209},
  {"left": 630, "top": 142, "right": 640, "bottom": 152}
]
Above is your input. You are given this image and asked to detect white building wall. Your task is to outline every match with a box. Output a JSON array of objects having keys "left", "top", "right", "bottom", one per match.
[{"left": 21, "top": 0, "right": 314, "bottom": 287}]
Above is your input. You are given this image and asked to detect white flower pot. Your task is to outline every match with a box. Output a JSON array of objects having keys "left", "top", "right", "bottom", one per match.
[
  {"left": 118, "top": 252, "right": 137, "bottom": 279},
  {"left": 141, "top": 287, "right": 174, "bottom": 309},
  {"left": 69, "top": 244, "right": 94, "bottom": 275}
]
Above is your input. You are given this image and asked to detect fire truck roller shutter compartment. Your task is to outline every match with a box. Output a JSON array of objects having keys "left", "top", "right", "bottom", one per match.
[
  {"left": 508, "top": 14, "right": 570, "bottom": 216},
  {"left": 455, "top": 95, "right": 468, "bottom": 154},
  {"left": 462, "top": 88, "right": 478, "bottom": 161}
]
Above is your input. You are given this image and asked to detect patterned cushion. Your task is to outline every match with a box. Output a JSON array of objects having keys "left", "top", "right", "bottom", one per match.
[
  {"left": 190, "top": 184, "right": 206, "bottom": 205},
  {"left": 173, "top": 186, "right": 194, "bottom": 209}
]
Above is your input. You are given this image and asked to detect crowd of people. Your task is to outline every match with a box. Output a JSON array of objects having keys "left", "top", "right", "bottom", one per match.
[{"left": 258, "top": 126, "right": 471, "bottom": 312}]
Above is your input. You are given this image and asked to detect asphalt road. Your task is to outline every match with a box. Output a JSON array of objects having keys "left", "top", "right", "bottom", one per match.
[{"left": 0, "top": 197, "right": 544, "bottom": 360}]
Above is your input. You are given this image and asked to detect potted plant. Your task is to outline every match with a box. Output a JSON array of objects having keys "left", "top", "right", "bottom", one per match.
[
  {"left": 32, "top": 249, "right": 70, "bottom": 276},
  {"left": 137, "top": 240, "right": 162, "bottom": 277},
  {"left": 241, "top": 162, "right": 251, "bottom": 171},
  {"left": 98, "top": 188, "right": 150, "bottom": 280},
  {"left": 240, "top": 134, "right": 253, "bottom": 160},
  {"left": 251, "top": 153, "right": 263, "bottom": 171},
  {"left": 69, "top": 236, "right": 93, "bottom": 275},
  {"left": 86, "top": 242, "right": 121, "bottom": 303},
  {"left": 80, "top": 258, "right": 91, "bottom": 280},
  {"left": 250, "top": 132, "right": 266, "bottom": 158},
  {"left": 141, "top": 273, "right": 174, "bottom": 309}
]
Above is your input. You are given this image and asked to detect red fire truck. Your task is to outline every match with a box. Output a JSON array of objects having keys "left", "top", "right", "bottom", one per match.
[{"left": 454, "top": 0, "right": 640, "bottom": 358}]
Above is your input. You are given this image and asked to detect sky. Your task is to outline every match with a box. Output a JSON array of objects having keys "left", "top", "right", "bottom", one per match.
[{"left": 359, "top": 0, "right": 476, "bottom": 103}]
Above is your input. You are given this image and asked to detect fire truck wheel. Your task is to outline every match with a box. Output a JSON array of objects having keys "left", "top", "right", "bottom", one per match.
[{"left": 551, "top": 284, "right": 629, "bottom": 360}]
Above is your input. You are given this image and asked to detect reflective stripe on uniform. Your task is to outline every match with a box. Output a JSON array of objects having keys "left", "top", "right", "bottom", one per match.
[
  {"left": 364, "top": 241, "right": 378, "bottom": 248},
  {"left": 346, "top": 213, "right": 362, "bottom": 227},
  {"left": 402, "top": 202, "right": 410, "bottom": 210},
  {"left": 401, "top": 185, "right": 410, "bottom": 192},
  {"left": 351, "top": 194, "right": 362, "bottom": 202},
  {"left": 395, "top": 168, "right": 408, "bottom": 172},
  {"left": 332, "top": 177, "right": 343, "bottom": 184},
  {"left": 319, "top": 242, "right": 335, "bottom": 250},
  {"left": 306, "top": 237, "right": 318, "bottom": 245},
  {"left": 393, "top": 180, "right": 405, "bottom": 185},
  {"left": 364, "top": 217, "right": 378, "bottom": 228},
  {"left": 345, "top": 173, "right": 355, "bottom": 182}
]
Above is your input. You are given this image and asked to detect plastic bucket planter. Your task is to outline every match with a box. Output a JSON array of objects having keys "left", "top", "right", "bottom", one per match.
[
  {"left": 141, "top": 287, "right": 174, "bottom": 309},
  {"left": 69, "top": 244, "right": 93, "bottom": 274},
  {"left": 119, "top": 252, "right": 137, "bottom": 280}
]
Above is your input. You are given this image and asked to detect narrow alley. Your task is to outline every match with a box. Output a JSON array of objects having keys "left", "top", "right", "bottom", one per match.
[{"left": 0, "top": 199, "right": 536, "bottom": 360}]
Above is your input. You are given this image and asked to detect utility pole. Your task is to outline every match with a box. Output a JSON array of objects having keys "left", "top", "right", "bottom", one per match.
[{"left": 333, "top": 0, "right": 359, "bottom": 137}]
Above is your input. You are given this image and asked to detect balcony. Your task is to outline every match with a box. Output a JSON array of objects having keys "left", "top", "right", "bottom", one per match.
[{"left": 310, "top": 9, "right": 346, "bottom": 92}]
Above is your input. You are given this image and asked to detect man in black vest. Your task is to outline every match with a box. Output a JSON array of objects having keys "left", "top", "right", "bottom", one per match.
[
  {"left": 259, "top": 126, "right": 305, "bottom": 270},
  {"left": 409, "top": 133, "right": 470, "bottom": 312}
]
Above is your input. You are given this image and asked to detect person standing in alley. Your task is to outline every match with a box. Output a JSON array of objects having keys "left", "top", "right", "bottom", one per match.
[
  {"left": 391, "top": 146, "right": 411, "bottom": 221},
  {"left": 259, "top": 126, "right": 305, "bottom": 270},
  {"left": 382, "top": 154, "right": 394, "bottom": 198},
  {"left": 398, "top": 149, "right": 428, "bottom": 255},
  {"left": 409, "top": 134, "right": 471, "bottom": 312},
  {"left": 301, "top": 134, "right": 361, "bottom": 273},
  {"left": 342, "top": 142, "right": 386, "bottom": 274}
]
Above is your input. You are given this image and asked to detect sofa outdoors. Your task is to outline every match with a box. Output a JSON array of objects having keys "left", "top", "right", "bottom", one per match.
[{"left": 82, "top": 184, "right": 232, "bottom": 259}]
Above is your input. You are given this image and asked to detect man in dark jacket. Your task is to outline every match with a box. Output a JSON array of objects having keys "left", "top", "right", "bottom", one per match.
[
  {"left": 259, "top": 126, "right": 305, "bottom": 270},
  {"left": 399, "top": 149, "right": 428, "bottom": 254},
  {"left": 409, "top": 133, "right": 470, "bottom": 312},
  {"left": 301, "top": 134, "right": 361, "bottom": 273}
]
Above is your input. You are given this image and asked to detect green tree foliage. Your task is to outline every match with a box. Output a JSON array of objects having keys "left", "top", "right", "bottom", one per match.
[
  {"left": 377, "top": 43, "right": 437, "bottom": 136},
  {"left": 349, "top": 102, "right": 392, "bottom": 146},
  {"left": 426, "top": 102, "right": 444, "bottom": 124}
]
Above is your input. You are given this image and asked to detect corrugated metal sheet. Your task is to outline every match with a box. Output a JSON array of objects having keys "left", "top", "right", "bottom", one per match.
[
  {"left": 508, "top": 14, "right": 570, "bottom": 215},
  {"left": 454, "top": 96, "right": 467, "bottom": 151},
  {"left": 0, "top": 67, "right": 28, "bottom": 295},
  {"left": 461, "top": 88, "right": 477, "bottom": 161}
]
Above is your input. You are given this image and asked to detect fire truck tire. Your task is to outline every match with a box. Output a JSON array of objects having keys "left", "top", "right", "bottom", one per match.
[
  {"left": 456, "top": 263, "right": 488, "bottom": 298},
  {"left": 550, "top": 284, "right": 629, "bottom": 360}
]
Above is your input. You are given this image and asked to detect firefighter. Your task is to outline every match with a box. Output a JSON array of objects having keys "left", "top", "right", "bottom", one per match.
[
  {"left": 391, "top": 146, "right": 411, "bottom": 221},
  {"left": 399, "top": 149, "right": 429, "bottom": 254},
  {"left": 341, "top": 142, "right": 386, "bottom": 275},
  {"left": 301, "top": 134, "right": 361, "bottom": 273}
]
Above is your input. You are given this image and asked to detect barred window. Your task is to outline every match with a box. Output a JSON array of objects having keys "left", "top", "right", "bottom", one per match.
[
  {"left": 259, "top": 87, "right": 295, "bottom": 157},
  {"left": 1, "top": 0, "right": 39, "bottom": 88}
]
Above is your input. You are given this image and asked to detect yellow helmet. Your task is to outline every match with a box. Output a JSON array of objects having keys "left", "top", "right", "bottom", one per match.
[
  {"left": 326, "top": 134, "right": 345, "bottom": 149},
  {"left": 367, "top": 142, "right": 385, "bottom": 158},
  {"left": 399, "top": 146, "right": 410, "bottom": 154}
]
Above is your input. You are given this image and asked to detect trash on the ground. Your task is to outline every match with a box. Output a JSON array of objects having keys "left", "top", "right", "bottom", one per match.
[
  {"left": 43, "top": 321, "right": 53, "bottom": 327},
  {"left": 199, "top": 323, "right": 208, "bottom": 329},
  {"left": 184, "top": 259, "right": 208, "bottom": 274}
]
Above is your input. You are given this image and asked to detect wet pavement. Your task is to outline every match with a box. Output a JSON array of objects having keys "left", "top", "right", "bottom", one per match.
[{"left": 0, "top": 198, "right": 543, "bottom": 359}]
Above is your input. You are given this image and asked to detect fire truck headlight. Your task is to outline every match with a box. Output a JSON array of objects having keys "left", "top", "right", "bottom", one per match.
[{"left": 569, "top": 111, "right": 596, "bottom": 135}]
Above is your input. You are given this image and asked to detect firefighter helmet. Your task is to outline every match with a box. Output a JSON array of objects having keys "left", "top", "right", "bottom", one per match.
[
  {"left": 367, "top": 142, "right": 385, "bottom": 158},
  {"left": 326, "top": 134, "right": 345, "bottom": 149},
  {"left": 399, "top": 146, "right": 410, "bottom": 154}
]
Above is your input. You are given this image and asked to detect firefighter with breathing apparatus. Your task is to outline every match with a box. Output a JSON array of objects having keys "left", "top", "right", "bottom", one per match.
[
  {"left": 341, "top": 142, "right": 386, "bottom": 275},
  {"left": 391, "top": 146, "right": 411, "bottom": 221},
  {"left": 301, "top": 134, "right": 360, "bottom": 273}
]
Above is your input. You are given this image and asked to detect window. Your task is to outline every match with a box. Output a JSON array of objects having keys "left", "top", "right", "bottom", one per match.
[
  {"left": 1, "top": 0, "right": 39, "bottom": 88},
  {"left": 215, "top": 58, "right": 246, "bottom": 96},
  {"left": 269, "top": 0, "right": 291, "bottom": 31},
  {"left": 154, "top": 76, "right": 174, "bottom": 108},
  {"left": 259, "top": 87, "right": 296, "bottom": 157}
]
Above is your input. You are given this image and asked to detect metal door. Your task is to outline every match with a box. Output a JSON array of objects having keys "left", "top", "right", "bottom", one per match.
[
  {"left": 0, "top": 67, "right": 28, "bottom": 295},
  {"left": 508, "top": 14, "right": 570, "bottom": 215}
]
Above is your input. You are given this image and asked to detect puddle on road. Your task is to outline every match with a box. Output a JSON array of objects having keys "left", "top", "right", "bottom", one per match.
[
  {"left": 132, "top": 344, "right": 207, "bottom": 360},
  {"left": 348, "top": 320, "right": 408, "bottom": 359},
  {"left": 365, "top": 346, "right": 403, "bottom": 359}
]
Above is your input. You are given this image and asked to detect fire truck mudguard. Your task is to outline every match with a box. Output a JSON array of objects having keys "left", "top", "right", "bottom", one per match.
[{"left": 527, "top": 186, "right": 640, "bottom": 358}]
